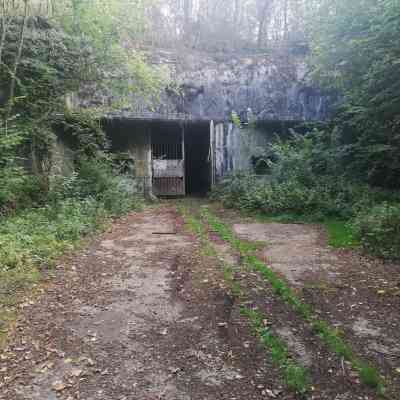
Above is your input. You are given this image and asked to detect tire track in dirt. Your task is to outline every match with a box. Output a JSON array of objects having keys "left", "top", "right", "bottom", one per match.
[
  {"left": 207, "top": 204, "right": 399, "bottom": 399},
  {"left": 0, "top": 206, "right": 295, "bottom": 400}
]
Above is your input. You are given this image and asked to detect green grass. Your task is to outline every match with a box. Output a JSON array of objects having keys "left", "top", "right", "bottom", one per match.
[
  {"left": 325, "top": 219, "right": 358, "bottom": 248},
  {"left": 254, "top": 210, "right": 358, "bottom": 250},
  {"left": 242, "top": 307, "right": 310, "bottom": 396},
  {"left": 0, "top": 196, "right": 143, "bottom": 347},
  {"left": 200, "top": 207, "right": 386, "bottom": 396},
  {"left": 223, "top": 265, "right": 243, "bottom": 297}
]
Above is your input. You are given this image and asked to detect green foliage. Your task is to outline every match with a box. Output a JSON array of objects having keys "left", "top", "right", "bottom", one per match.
[
  {"left": 0, "top": 18, "right": 83, "bottom": 116},
  {"left": 0, "top": 198, "right": 105, "bottom": 272},
  {"left": 325, "top": 220, "right": 358, "bottom": 249},
  {"left": 0, "top": 7, "right": 167, "bottom": 219},
  {"left": 0, "top": 168, "right": 47, "bottom": 213},
  {"left": 352, "top": 203, "right": 400, "bottom": 260},
  {"left": 214, "top": 172, "right": 374, "bottom": 220},
  {"left": 0, "top": 119, "right": 48, "bottom": 213},
  {"left": 309, "top": 0, "right": 400, "bottom": 188},
  {"left": 50, "top": 159, "right": 143, "bottom": 217},
  {"left": 58, "top": 0, "right": 169, "bottom": 110},
  {"left": 56, "top": 111, "right": 109, "bottom": 159},
  {"left": 213, "top": 129, "right": 400, "bottom": 258},
  {"left": 231, "top": 111, "right": 241, "bottom": 127}
]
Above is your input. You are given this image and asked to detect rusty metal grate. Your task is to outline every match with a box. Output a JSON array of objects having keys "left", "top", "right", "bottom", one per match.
[
  {"left": 152, "top": 142, "right": 182, "bottom": 160},
  {"left": 153, "top": 177, "right": 185, "bottom": 196}
]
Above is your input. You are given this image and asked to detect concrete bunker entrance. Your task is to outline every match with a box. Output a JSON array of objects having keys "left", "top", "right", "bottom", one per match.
[{"left": 105, "top": 118, "right": 211, "bottom": 197}]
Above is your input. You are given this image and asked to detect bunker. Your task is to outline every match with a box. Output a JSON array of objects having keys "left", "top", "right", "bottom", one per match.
[{"left": 104, "top": 114, "right": 244, "bottom": 197}]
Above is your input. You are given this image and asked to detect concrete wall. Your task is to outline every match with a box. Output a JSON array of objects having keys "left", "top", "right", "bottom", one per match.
[
  {"left": 111, "top": 122, "right": 152, "bottom": 196},
  {"left": 213, "top": 122, "right": 275, "bottom": 181},
  {"left": 50, "top": 137, "right": 75, "bottom": 178}
]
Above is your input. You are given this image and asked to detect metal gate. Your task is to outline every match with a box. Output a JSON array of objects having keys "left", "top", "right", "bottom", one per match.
[{"left": 152, "top": 129, "right": 185, "bottom": 196}]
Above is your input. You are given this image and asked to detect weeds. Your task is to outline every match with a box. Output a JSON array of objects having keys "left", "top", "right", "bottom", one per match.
[
  {"left": 242, "top": 307, "right": 310, "bottom": 395},
  {"left": 0, "top": 165, "right": 143, "bottom": 345},
  {"left": 325, "top": 219, "right": 358, "bottom": 249},
  {"left": 179, "top": 204, "right": 311, "bottom": 396},
  {"left": 223, "top": 266, "right": 242, "bottom": 297},
  {"left": 200, "top": 207, "right": 386, "bottom": 396}
]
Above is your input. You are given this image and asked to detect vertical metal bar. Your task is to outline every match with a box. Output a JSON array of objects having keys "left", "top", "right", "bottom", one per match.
[
  {"left": 182, "top": 123, "right": 186, "bottom": 196},
  {"left": 210, "top": 120, "right": 215, "bottom": 187}
]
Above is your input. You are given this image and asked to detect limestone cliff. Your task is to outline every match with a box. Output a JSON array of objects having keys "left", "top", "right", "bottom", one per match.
[{"left": 79, "top": 49, "right": 334, "bottom": 122}]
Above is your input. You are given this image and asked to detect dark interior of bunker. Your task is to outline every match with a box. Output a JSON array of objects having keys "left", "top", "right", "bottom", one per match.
[{"left": 104, "top": 118, "right": 211, "bottom": 197}]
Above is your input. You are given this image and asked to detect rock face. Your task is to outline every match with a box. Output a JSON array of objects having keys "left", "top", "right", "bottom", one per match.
[
  {"left": 78, "top": 49, "right": 334, "bottom": 122},
  {"left": 150, "top": 49, "right": 333, "bottom": 122}
]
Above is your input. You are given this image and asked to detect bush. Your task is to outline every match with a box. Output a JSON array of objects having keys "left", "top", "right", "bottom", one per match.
[
  {"left": 49, "top": 159, "right": 143, "bottom": 216},
  {"left": 76, "top": 160, "right": 142, "bottom": 216},
  {"left": 213, "top": 173, "right": 382, "bottom": 219},
  {"left": 0, "top": 167, "right": 47, "bottom": 214},
  {"left": 0, "top": 159, "right": 143, "bottom": 314},
  {"left": 352, "top": 203, "right": 400, "bottom": 260}
]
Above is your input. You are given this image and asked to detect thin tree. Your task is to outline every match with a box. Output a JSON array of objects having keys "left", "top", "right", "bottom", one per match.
[
  {"left": 6, "top": 0, "right": 29, "bottom": 121},
  {"left": 0, "top": 0, "right": 12, "bottom": 64},
  {"left": 257, "top": 0, "right": 272, "bottom": 49}
]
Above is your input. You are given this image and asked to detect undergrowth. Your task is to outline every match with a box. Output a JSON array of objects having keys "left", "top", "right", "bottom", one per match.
[
  {"left": 0, "top": 160, "right": 143, "bottom": 344},
  {"left": 200, "top": 207, "right": 386, "bottom": 396},
  {"left": 325, "top": 219, "right": 358, "bottom": 249}
]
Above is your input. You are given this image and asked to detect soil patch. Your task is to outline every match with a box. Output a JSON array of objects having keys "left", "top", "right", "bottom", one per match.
[
  {"left": 0, "top": 206, "right": 294, "bottom": 400},
  {"left": 214, "top": 209, "right": 400, "bottom": 399}
]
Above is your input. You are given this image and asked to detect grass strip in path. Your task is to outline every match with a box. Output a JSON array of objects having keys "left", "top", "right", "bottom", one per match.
[
  {"left": 200, "top": 206, "right": 387, "bottom": 398},
  {"left": 179, "top": 205, "right": 311, "bottom": 397}
]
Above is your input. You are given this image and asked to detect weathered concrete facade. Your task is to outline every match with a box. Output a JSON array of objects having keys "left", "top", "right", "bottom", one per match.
[
  {"left": 102, "top": 118, "right": 278, "bottom": 197},
  {"left": 68, "top": 48, "right": 332, "bottom": 196}
]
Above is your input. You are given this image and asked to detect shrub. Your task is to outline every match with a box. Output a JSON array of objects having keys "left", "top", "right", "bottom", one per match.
[
  {"left": 48, "top": 159, "right": 143, "bottom": 217},
  {"left": 351, "top": 203, "right": 400, "bottom": 260},
  {"left": 76, "top": 159, "right": 142, "bottom": 216},
  {"left": 213, "top": 173, "right": 375, "bottom": 219},
  {"left": 0, "top": 167, "right": 47, "bottom": 214}
]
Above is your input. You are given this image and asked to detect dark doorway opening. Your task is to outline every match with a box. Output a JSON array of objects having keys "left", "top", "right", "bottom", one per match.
[
  {"left": 151, "top": 121, "right": 185, "bottom": 196},
  {"left": 103, "top": 117, "right": 211, "bottom": 197},
  {"left": 185, "top": 121, "right": 211, "bottom": 196}
]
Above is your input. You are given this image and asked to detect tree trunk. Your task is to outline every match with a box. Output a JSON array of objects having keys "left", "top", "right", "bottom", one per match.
[
  {"left": 232, "top": 0, "right": 240, "bottom": 48},
  {"left": 6, "top": 0, "right": 28, "bottom": 120},
  {"left": 0, "top": 0, "right": 11, "bottom": 65},
  {"left": 283, "top": 0, "right": 288, "bottom": 41},
  {"left": 183, "top": 0, "right": 192, "bottom": 42},
  {"left": 233, "top": 0, "right": 240, "bottom": 26},
  {"left": 257, "top": 1, "right": 270, "bottom": 49}
]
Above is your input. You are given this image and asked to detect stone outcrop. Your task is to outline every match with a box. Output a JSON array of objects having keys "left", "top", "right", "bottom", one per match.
[
  {"left": 154, "top": 50, "right": 333, "bottom": 122},
  {"left": 78, "top": 48, "right": 334, "bottom": 122}
]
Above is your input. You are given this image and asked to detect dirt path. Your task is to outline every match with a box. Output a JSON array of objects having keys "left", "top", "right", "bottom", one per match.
[
  {"left": 211, "top": 206, "right": 400, "bottom": 398},
  {"left": 0, "top": 207, "right": 294, "bottom": 400}
]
